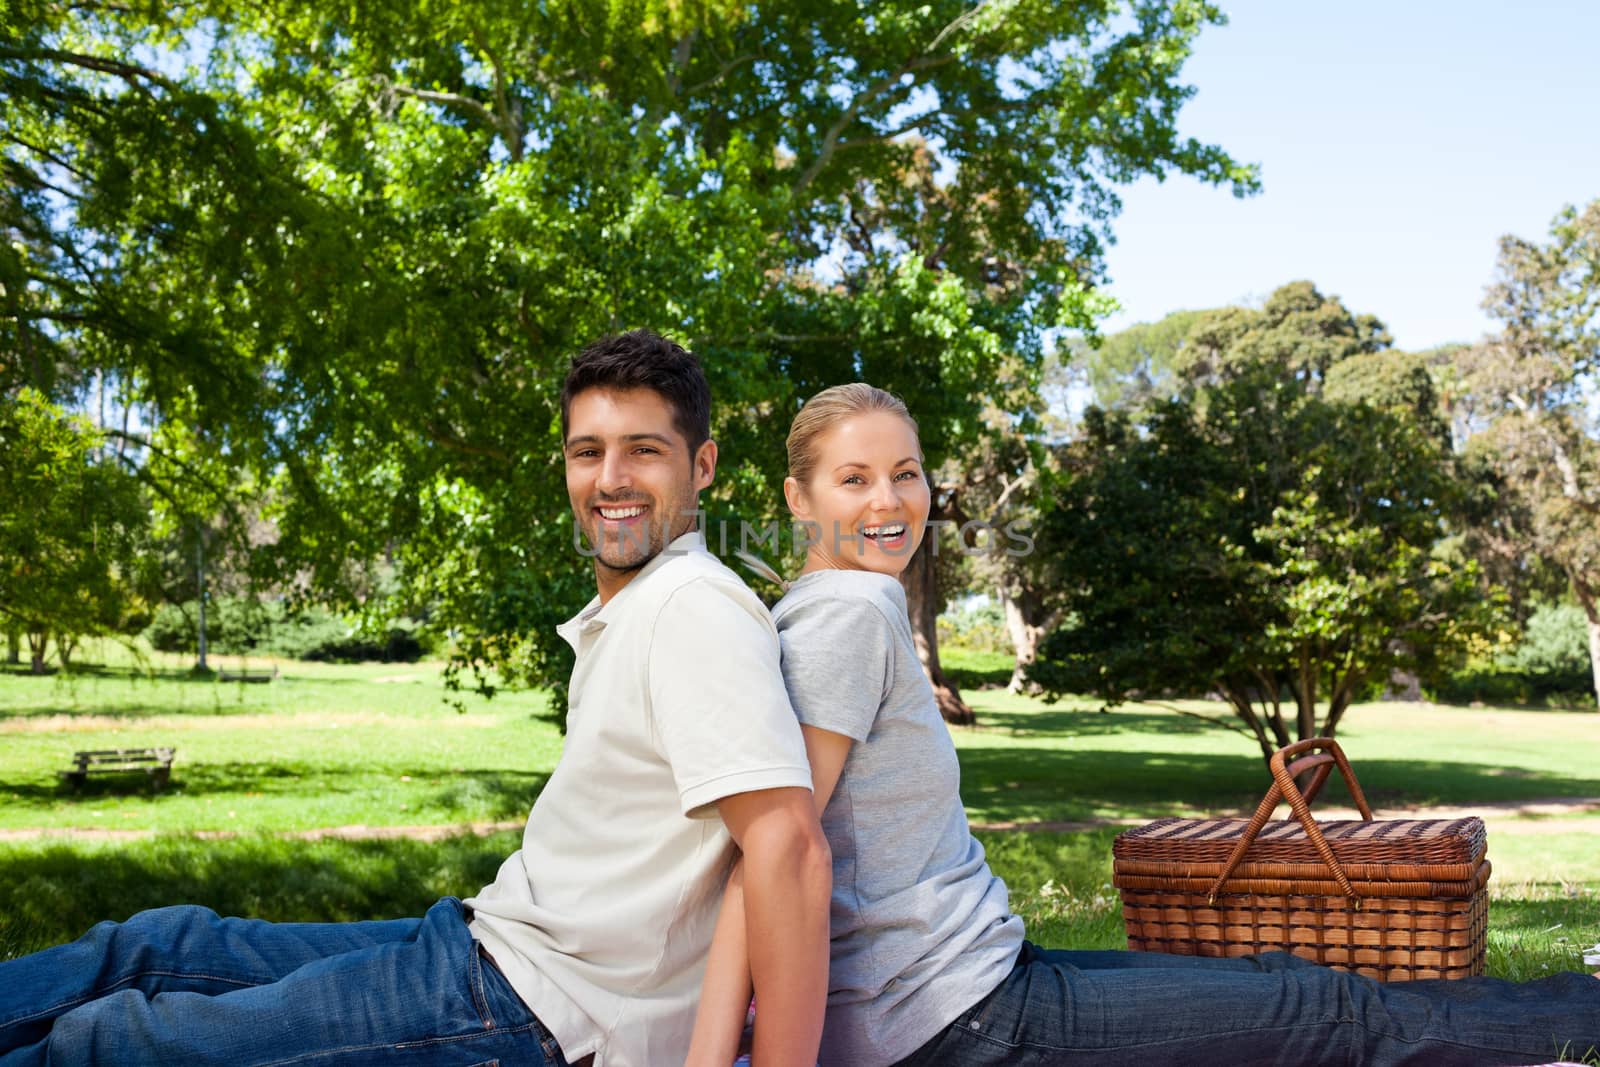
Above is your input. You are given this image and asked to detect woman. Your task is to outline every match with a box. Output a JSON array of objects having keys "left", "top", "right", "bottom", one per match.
[{"left": 689, "top": 383, "right": 1600, "bottom": 1067}]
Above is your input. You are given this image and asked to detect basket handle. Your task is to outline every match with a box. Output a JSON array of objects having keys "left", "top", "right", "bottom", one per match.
[{"left": 1204, "top": 737, "right": 1376, "bottom": 903}]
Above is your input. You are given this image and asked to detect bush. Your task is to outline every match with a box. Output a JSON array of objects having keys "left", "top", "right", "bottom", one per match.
[
  {"left": 1429, "top": 600, "right": 1595, "bottom": 707},
  {"left": 141, "top": 598, "right": 432, "bottom": 664},
  {"left": 938, "top": 598, "right": 1014, "bottom": 655}
]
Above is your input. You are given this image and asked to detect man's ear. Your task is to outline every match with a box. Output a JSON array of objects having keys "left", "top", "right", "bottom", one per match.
[
  {"left": 693, "top": 439, "right": 717, "bottom": 492},
  {"left": 783, "top": 475, "right": 809, "bottom": 519}
]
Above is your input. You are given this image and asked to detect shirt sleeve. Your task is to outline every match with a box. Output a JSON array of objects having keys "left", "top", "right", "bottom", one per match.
[
  {"left": 647, "top": 577, "right": 814, "bottom": 818},
  {"left": 776, "top": 593, "right": 894, "bottom": 742}
]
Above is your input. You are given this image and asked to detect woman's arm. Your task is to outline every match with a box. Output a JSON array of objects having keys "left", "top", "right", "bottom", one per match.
[{"left": 686, "top": 726, "right": 854, "bottom": 1066}]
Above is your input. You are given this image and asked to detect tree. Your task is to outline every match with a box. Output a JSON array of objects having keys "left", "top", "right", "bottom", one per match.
[
  {"left": 1456, "top": 201, "right": 1600, "bottom": 707},
  {"left": 0, "top": 390, "right": 152, "bottom": 671},
  {"left": 5, "top": 0, "right": 1255, "bottom": 720},
  {"left": 1029, "top": 286, "right": 1495, "bottom": 761},
  {"left": 1073, "top": 308, "right": 1204, "bottom": 412}
]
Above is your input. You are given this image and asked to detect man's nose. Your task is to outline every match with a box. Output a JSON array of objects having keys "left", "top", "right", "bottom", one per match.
[{"left": 597, "top": 452, "right": 632, "bottom": 494}]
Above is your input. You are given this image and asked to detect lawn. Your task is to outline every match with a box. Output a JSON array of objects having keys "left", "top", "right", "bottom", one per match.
[{"left": 2, "top": 646, "right": 1597, "bottom": 982}]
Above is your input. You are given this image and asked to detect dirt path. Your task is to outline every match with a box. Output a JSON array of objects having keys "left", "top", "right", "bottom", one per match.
[
  {"left": 0, "top": 820, "right": 526, "bottom": 844},
  {"left": 4, "top": 798, "right": 1599, "bottom": 844},
  {"left": 969, "top": 796, "right": 1600, "bottom": 834}
]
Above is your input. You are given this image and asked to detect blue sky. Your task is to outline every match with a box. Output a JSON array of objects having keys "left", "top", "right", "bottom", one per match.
[{"left": 1096, "top": 0, "right": 1600, "bottom": 351}]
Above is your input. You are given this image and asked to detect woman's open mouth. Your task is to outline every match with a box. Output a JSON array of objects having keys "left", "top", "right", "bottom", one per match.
[{"left": 862, "top": 522, "right": 909, "bottom": 551}]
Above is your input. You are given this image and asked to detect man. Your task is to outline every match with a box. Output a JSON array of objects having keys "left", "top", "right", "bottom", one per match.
[{"left": 0, "top": 330, "right": 831, "bottom": 1067}]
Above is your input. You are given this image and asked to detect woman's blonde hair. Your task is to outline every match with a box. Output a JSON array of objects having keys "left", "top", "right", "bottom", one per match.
[{"left": 785, "top": 383, "right": 920, "bottom": 487}]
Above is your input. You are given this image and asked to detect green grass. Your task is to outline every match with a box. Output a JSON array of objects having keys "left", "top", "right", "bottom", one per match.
[
  {"left": 0, "top": 653, "right": 557, "bottom": 832},
  {"left": 3, "top": 648, "right": 1598, "bottom": 982}
]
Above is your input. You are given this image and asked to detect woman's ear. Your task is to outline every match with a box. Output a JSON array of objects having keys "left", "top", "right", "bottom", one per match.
[{"left": 783, "top": 475, "right": 809, "bottom": 518}]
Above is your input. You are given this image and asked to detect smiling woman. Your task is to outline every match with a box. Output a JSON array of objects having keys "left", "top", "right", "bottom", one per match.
[{"left": 781, "top": 383, "right": 930, "bottom": 579}]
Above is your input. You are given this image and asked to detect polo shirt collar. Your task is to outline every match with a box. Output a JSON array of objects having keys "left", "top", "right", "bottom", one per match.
[{"left": 556, "top": 529, "right": 707, "bottom": 649}]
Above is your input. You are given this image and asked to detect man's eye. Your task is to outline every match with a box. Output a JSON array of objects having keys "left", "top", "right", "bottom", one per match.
[{"left": 634, "top": 447, "right": 660, "bottom": 455}]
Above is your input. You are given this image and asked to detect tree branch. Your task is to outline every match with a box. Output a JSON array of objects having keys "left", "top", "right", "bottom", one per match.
[
  {"left": 0, "top": 46, "right": 178, "bottom": 92},
  {"left": 389, "top": 83, "right": 499, "bottom": 136},
  {"left": 683, "top": 51, "right": 758, "bottom": 96},
  {"left": 2, "top": 133, "right": 91, "bottom": 183},
  {"left": 469, "top": 27, "right": 524, "bottom": 162},
  {"left": 792, "top": 53, "right": 955, "bottom": 193},
  {"left": 424, "top": 420, "right": 511, "bottom": 462}
]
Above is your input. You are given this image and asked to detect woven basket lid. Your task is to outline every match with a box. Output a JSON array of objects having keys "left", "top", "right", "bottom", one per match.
[{"left": 1113, "top": 816, "right": 1486, "bottom": 869}]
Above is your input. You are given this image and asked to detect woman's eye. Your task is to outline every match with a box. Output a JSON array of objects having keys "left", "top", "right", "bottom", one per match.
[
  {"left": 894, "top": 470, "right": 920, "bottom": 481},
  {"left": 842, "top": 475, "right": 864, "bottom": 485}
]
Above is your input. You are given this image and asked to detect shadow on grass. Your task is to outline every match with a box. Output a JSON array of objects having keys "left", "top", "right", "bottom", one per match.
[
  {"left": 0, "top": 830, "right": 523, "bottom": 959},
  {"left": 956, "top": 746, "right": 1600, "bottom": 824},
  {"left": 2, "top": 766, "right": 552, "bottom": 823}
]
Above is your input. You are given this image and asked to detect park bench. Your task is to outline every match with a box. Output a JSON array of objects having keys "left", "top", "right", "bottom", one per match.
[
  {"left": 217, "top": 665, "right": 279, "bottom": 683},
  {"left": 60, "top": 747, "right": 176, "bottom": 791}
]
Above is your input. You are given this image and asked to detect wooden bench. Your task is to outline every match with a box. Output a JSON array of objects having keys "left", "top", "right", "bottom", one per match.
[
  {"left": 60, "top": 747, "right": 176, "bottom": 790},
  {"left": 217, "top": 666, "right": 279, "bottom": 683}
]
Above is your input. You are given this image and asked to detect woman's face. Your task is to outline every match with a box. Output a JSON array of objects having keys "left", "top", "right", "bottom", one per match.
[{"left": 785, "top": 410, "right": 931, "bottom": 577}]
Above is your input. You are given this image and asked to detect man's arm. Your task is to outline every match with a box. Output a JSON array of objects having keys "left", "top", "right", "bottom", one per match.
[
  {"left": 713, "top": 785, "right": 830, "bottom": 1067},
  {"left": 688, "top": 727, "right": 853, "bottom": 1065}
]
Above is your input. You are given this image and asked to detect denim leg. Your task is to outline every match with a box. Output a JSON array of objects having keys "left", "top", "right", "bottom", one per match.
[
  {"left": 2, "top": 898, "right": 558, "bottom": 1067},
  {"left": 1, "top": 903, "right": 426, "bottom": 1051},
  {"left": 896, "top": 940, "right": 1600, "bottom": 1067}
]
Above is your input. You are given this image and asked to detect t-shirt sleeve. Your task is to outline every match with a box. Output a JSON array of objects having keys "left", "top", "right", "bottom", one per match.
[
  {"left": 777, "top": 594, "right": 894, "bottom": 742},
  {"left": 647, "top": 578, "right": 814, "bottom": 818}
]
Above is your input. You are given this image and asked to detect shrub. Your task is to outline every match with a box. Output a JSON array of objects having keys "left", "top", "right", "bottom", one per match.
[
  {"left": 938, "top": 598, "right": 1014, "bottom": 654},
  {"left": 141, "top": 599, "right": 430, "bottom": 664},
  {"left": 1428, "top": 600, "right": 1595, "bottom": 708}
]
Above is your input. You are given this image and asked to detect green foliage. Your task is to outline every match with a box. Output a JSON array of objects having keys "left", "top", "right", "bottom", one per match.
[
  {"left": 1073, "top": 308, "right": 1204, "bottom": 411},
  {"left": 1431, "top": 599, "right": 1597, "bottom": 708},
  {"left": 1457, "top": 200, "right": 1600, "bottom": 707},
  {"left": 142, "top": 598, "right": 431, "bottom": 663},
  {"left": 4, "top": 0, "right": 1256, "bottom": 721},
  {"left": 1030, "top": 285, "right": 1498, "bottom": 759},
  {"left": 937, "top": 598, "right": 1014, "bottom": 654},
  {"left": 0, "top": 390, "right": 153, "bottom": 669}
]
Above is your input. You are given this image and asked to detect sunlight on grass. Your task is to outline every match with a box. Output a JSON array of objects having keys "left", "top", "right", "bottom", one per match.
[{"left": 3, "top": 659, "right": 1597, "bottom": 981}]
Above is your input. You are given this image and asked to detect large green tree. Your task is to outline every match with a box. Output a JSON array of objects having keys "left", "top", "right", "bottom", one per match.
[
  {"left": 4, "top": 0, "right": 1254, "bottom": 716},
  {"left": 1456, "top": 201, "right": 1600, "bottom": 707},
  {"left": 0, "top": 390, "right": 152, "bottom": 671},
  {"left": 1029, "top": 284, "right": 1495, "bottom": 759}
]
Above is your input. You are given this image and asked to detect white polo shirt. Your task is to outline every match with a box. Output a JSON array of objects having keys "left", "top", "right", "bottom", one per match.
[{"left": 465, "top": 531, "right": 812, "bottom": 1067}]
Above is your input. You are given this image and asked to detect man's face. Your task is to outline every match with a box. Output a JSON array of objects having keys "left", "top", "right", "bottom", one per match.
[{"left": 564, "top": 387, "right": 715, "bottom": 594}]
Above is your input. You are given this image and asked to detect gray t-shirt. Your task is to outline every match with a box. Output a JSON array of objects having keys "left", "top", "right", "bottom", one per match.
[{"left": 772, "top": 570, "right": 1023, "bottom": 1067}]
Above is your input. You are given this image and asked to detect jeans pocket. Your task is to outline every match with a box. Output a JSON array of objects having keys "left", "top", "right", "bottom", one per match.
[{"left": 467, "top": 943, "right": 496, "bottom": 1030}]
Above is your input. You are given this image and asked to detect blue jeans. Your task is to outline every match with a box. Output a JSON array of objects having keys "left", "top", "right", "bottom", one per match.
[
  {"left": 893, "top": 941, "right": 1600, "bottom": 1066},
  {"left": 0, "top": 897, "right": 565, "bottom": 1066}
]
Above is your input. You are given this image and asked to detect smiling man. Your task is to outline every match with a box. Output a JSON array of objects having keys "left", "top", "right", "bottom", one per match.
[
  {"left": 0, "top": 330, "right": 829, "bottom": 1067},
  {"left": 464, "top": 330, "right": 832, "bottom": 1067}
]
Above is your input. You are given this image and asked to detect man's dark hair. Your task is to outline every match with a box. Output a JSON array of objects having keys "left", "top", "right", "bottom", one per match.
[{"left": 560, "top": 329, "right": 712, "bottom": 453}]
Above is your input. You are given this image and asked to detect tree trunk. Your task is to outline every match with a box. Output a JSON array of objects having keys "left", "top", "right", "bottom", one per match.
[
  {"left": 1000, "top": 588, "right": 1044, "bottom": 694},
  {"left": 1572, "top": 575, "right": 1600, "bottom": 711},
  {"left": 196, "top": 532, "right": 209, "bottom": 671},
  {"left": 57, "top": 633, "right": 77, "bottom": 669},
  {"left": 899, "top": 531, "right": 974, "bottom": 725},
  {"left": 26, "top": 630, "right": 48, "bottom": 675},
  {"left": 4, "top": 628, "right": 18, "bottom": 665}
]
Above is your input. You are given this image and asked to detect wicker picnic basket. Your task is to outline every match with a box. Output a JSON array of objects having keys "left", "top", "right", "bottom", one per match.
[{"left": 1112, "top": 738, "right": 1489, "bottom": 981}]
